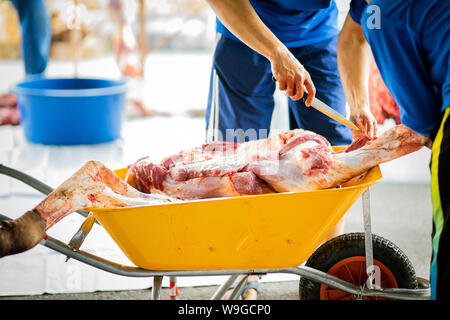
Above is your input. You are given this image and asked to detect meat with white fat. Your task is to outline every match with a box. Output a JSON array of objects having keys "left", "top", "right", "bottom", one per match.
[{"left": 132, "top": 124, "right": 427, "bottom": 197}]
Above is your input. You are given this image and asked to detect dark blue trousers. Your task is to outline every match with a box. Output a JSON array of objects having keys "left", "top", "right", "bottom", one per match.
[
  {"left": 10, "top": 0, "right": 51, "bottom": 75},
  {"left": 205, "top": 35, "right": 352, "bottom": 145}
]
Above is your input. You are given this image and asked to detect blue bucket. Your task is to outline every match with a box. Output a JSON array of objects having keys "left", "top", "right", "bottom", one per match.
[{"left": 12, "top": 77, "right": 127, "bottom": 145}]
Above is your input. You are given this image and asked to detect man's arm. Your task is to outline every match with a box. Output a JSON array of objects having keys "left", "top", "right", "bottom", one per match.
[
  {"left": 338, "top": 13, "right": 377, "bottom": 139},
  {"left": 206, "top": 0, "right": 316, "bottom": 105}
]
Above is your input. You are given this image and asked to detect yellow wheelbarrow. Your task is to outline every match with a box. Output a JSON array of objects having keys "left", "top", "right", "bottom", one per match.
[{"left": 0, "top": 161, "right": 430, "bottom": 300}]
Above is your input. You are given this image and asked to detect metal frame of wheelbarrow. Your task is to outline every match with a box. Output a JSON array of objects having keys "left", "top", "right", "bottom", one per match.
[{"left": 0, "top": 164, "right": 431, "bottom": 300}]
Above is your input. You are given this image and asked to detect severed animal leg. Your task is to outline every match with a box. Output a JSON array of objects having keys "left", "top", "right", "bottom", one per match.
[
  {"left": 248, "top": 124, "right": 428, "bottom": 192},
  {"left": 330, "top": 124, "right": 429, "bottom": 183},
  {"left": 0, "top": 209, "right": 46, "bottom": 258},
  {"left": 0, "top": 161, "right": 176, "bottom": 258},
  {"left": 36, "top": 161, "right": 176, "bottom": 229}
]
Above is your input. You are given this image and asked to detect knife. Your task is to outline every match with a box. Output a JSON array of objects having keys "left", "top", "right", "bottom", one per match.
[
  {"left": 271, "top": 76, "right": 359, "bottom": 131},
  {"left": 302, "top": 92, "right": 359, "bottom": 131}
]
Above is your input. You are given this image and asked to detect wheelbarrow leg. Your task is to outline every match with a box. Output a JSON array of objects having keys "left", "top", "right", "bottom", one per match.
[
  {"left": 228, "top": 275, "right": 249, "bottom": 300},
  {"left": 210, "top": 274, "right": 239, "bottom": 300},
  {"left": 362, "top": 189, "right": 379, "bottom": 290},
  {"left": 152, "top": 276, "right": 163, "bottom": 300}
]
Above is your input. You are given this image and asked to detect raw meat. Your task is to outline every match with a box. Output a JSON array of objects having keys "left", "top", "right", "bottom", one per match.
[
  {"left": 0, "top": 93, "right": 20, "bottom": 126},
  {"left": 132, "top": 130, "right": 330, "bottom": 199},
  {"left": 131, "top": 124, "right": 426, "bottom": 197}
]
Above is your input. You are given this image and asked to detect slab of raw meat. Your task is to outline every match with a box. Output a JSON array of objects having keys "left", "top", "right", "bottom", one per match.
[
  {"left": 249, "top": 124, "right": 426, "bottom": 192},
  {"left": 132, "top": 129, "right": 330, "bottom": 199},
  {"left": 131, "top": 124, "right": 426, "bottom": 197}
]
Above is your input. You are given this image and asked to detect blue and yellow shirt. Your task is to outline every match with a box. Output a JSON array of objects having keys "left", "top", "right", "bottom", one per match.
[
  {"left": 216, "top": 0, "right": 340, "bottom": 48},
  {"left": 350, "top": 0, "right": 450, "bottom": 137}
]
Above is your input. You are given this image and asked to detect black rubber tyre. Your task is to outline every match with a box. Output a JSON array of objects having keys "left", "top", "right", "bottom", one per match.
[{"left": 299, "top": 232, "right": 418, "bottom": 300}]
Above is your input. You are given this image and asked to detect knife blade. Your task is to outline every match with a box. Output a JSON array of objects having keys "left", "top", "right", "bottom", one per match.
[
  {"left": 271, "top": 75, "right": 359, "bottom": 131},
  {"left": 302, "top": 92, "right": 360, "bottom": 131}
]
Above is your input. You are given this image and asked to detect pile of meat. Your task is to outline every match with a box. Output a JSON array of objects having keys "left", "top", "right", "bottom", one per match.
[
  {"left": 130, "top": 124, "right": 426, "bottom": 200},
  {"left": 0, "top": 93, "right": 20, "bottom": 126}
]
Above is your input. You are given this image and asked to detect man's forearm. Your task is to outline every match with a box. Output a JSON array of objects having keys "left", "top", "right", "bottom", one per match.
[
  {"left": 206, "top": 0, "right": 284, "bottom": 61},
  {"left": 337, "top": 15, "right": 371, "bottom": 110},
  {"left": 206, "top": 0, "right": 316, "bottom": 104}
]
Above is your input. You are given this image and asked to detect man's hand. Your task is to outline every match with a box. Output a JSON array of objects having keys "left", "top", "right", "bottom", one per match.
[
  {"left": 269, "top": 47, "right": 316, "bottom": 106},
  {"left": 350, "top": 104, "right": 378, "bottom": 140}
]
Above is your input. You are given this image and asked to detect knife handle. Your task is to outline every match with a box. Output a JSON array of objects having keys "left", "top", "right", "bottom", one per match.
[
  {"left": 272, "top": 75, "right": 310, "bottom": 102},
  {"left": 301, "top": 91, "right": 309, "bottom": 103}
]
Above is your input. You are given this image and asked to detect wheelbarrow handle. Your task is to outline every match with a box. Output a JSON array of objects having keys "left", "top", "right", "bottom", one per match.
[
  {"left": 0, "top": 163, "right": 53, "bottom": 195},
  {"left": 0, "top": 163, "right": 91, "bottom": 220}
]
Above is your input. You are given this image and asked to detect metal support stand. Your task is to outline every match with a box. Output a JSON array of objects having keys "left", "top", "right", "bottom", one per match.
[
  {"left": 228, "top": 275, "right": 248, "bottom": 300},
  {"left": 152, "top": 276, "right": 163, "bottom": 300},
  {"left": 65, "top": 213, "right": 95, "bottom": 262},
  {"left": 362, "top": 189, "right": 378, "bottom": 290},
  {"left": 210, "top": 275, "right": 239, "bottom": 300}
]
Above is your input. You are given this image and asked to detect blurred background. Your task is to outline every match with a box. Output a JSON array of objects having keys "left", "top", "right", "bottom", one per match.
[
  {"left": 0, "top": 0, "right": 216, "bottom": 57},
  {"left": 0, "top": 0, "right": 403, "bottom": 126}
]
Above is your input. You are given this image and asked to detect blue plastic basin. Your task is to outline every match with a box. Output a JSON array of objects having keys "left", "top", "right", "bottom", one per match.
[{"left": 12, "top": 77, "right": 127, "bottom": 145}]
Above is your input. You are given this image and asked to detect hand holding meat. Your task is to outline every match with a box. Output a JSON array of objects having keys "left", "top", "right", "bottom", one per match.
[{"left": 350, "top": 104, "right": 379, "bottom": 140}]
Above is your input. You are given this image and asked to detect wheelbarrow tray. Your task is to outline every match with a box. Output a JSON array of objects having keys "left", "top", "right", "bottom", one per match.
[{"left": 91, "top": 163, "right": 382, "bottom": 271}]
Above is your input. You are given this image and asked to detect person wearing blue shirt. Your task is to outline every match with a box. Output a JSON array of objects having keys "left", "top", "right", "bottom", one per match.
[
  {"left": 204, "top": 0, "right": 358, "bottom": 300},
  {"left": 339, "top": 0, "right": 449, "bottom": 300},
  {"left": 10, "top": 0, "right": 51, "bottom": 76},
  {"left": 205, "top": 0, "right": 357, "bottom": 145}
]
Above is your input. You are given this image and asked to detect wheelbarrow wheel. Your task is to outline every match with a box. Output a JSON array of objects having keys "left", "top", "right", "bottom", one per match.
[{"left": 298, "top": 232, "right": 418, "bottom": 300}]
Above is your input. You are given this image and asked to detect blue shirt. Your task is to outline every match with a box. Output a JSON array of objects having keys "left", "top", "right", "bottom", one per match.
[
  {"left": 350, "top": 0, "right": 450, "bottom": 137},
  {"left": 216, "top": 0, "right": 340, "bottom": 48}
]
